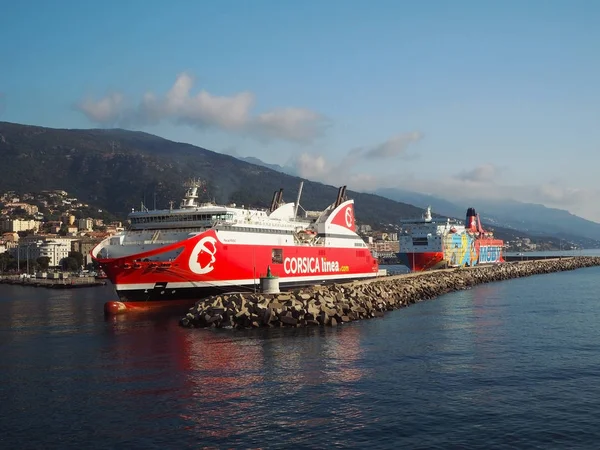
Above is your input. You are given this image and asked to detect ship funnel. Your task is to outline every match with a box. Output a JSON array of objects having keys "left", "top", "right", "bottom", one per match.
[
  {"left": 334, "top": 185, "right": 347, "bottom": 208},
  {"left": 269, "top": 190, "right": 279, "bottom": 212},
  {"left": 466, "top": 207, "right": 478, "bottom": 231},
  {"left": 294, "top": 181, "right": 304, "bottom": 218}
]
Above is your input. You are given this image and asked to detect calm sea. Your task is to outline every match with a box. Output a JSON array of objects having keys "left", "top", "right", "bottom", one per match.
[{"left": 3, "top": 264, "right": 600, "bottom": 449}]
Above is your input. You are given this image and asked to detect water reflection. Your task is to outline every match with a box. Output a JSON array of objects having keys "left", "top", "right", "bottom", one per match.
[
  {"left": 470, "top": 283, "right": 506, "bottom": 344},
  {"left": 165, "top": 324, "right": 370, "bottom": 443},
  {"left": 1, "top": 285, "right": 392, "bottom": 446},
  {"left": 323, "top": 325, "right": 367, "bottom": 384},
  {"left": 1, "top": 284, "right": 113, "bottom": 338},
  {"left": 179, "top": 330, "right": 265, "bottom": 439}
]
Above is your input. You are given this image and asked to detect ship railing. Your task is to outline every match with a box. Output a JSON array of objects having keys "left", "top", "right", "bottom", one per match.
[
  {"left": 122, "top": 240, "right": 179, "bottom": 245},
  {"left": 142, "top": 239, "right": 179, "bottom": 245}
]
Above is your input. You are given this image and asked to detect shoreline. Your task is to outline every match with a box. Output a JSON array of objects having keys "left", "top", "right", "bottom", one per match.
[{"left": 0, "top": 275, "right": 107, "bottom": 289}]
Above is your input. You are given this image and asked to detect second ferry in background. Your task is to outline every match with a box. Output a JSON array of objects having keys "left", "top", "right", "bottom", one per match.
[{"left": 397, "top": 206, "right": 504, "bottom": 271}]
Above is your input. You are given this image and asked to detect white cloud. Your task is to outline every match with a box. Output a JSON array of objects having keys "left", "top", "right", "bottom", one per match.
[
  {"left": 289, "top": 147, "right": 600, "bottom": 221},
  {"left": 388, "top": 174, "right": 600, "bottom": 221},
  {"left": 364, "top": 132, "right": 423, "bottom": 158},
  {"left": 75, "top": 73, "right": 328, "bottom": 143},
  {"left": 154, "top": 72, "right": 253, "bottom": 129},
  {"left": 289, "top": 132, "right": 423, "bottom": 185},
  {"left": 533, "top": 183, "right": 589, "bottom": 205},
  {"left": 458, "top": 163, "right": 500, "bottom": 183},
  {"left": 253, "top": 108, "right": 330, "bottom": 143},
  {"left": 294, "top": 153, "right": 330, "bottom": 179},
  {"left": 77, "top": 93, "right": 124, "bottom": 124}
]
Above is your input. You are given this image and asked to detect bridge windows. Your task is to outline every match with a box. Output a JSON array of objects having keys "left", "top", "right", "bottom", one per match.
[{"left": 412, "top": 237, "right": 429, "bottom": 246}]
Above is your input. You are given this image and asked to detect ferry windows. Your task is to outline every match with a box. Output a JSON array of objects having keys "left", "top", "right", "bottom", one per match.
[
  {"left": 272, "top": 248, "right": 283, "bottom": 264},
  {"left": 412, "top": 237, "right": 429, "bottom": 246}
]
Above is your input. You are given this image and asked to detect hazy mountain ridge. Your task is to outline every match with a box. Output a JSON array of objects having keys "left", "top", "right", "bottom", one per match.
[
  {"left": 374, "top": 188, "right": 600, "bottom": 248},
  {"left": 230, "top": 155, "right": 600, "bottom": 248},
  {"left": 237, "top": 156, "right": 295, "bottom": 175}
]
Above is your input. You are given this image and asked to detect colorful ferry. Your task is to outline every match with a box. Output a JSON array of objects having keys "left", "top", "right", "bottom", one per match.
[{"left": 397, "top": 206, "right": 504, "bottom": 271}]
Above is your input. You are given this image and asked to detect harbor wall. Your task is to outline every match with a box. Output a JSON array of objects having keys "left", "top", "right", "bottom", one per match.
[
  {"left": 0, "top": 275, "right": 106, "bottom": 289},
  {"left": 180, "top": 257, "right": 600, "bottom": 329}
]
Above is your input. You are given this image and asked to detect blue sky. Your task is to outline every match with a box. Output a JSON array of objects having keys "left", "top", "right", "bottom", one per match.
[{"left": 1, "top": 0, "right": 600, "bottom": 220}]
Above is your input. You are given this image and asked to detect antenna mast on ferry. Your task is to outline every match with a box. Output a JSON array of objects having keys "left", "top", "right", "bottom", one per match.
[
  {"left": 181, "top": 178, "right": 207, "bottom": 209},
  {"left": 294, "top": 181, "right": 304, "bottom": 218}
]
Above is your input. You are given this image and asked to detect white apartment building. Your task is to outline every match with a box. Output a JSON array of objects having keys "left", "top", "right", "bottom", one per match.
[
  {"left": 1, "top": 219, "right": 41, "bottom": 232},
  {"left": 37, "top": 240, "right": 71, "bottom": 267},
  {"left": 14, "top": 236, "right": 74, "bottom": 268}
]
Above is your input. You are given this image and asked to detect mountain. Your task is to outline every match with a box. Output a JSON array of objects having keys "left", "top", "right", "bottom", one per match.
[
  {"left": 469, "top": 199, "right": 600, "bottom": 242},
  {"left": 237, "top": 156, "right": 296, "bottom": 175},
  {"left": 194, "top": 154, "right": 591, "bottom": 247},
  {"left": 374, "top": 188, "right": 600, "bottom": 248},
  {"left": 375, "top": 188, "right": 465, "bottom": 219},
  {"left": 1, "top": 121, "right": 589, "bottom": 248},
  {"left": 0, "top": 121, "right": 426, "bottom": 227}
]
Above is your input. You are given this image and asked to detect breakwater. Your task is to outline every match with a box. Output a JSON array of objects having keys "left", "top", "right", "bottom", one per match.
[{"left": 180, "top": 257, "right": 600, "bottom": 329}]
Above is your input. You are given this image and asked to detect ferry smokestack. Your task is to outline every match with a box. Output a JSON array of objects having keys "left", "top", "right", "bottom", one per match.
[
  {"left": 270, "top": 190, "right": 279, "bottom": 212},
  {"left": 334, "top": 185, "right": 347, "bottom": 208},
  {"left": 466, "top": 207, "right": 478, "bottom": 231}
]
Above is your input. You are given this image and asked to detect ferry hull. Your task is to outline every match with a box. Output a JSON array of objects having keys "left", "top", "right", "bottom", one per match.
[
  {"left": 398, "top": 237, "right": 504, "bottom": 272},
  {"left": 397, "top": 252, "right": 445, "bottom": 271},
  {"left": 94, "top": 229, "right": 379, "bottom": 305},
  {"left": 397, "top": 206, "right": 504, "bottom": 272},
  {"left": 102, "top": 278, "right": 358, "bottom": 304}
]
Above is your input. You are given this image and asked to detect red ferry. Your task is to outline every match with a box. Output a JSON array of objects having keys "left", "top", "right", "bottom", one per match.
[{"left": 92, "top": 181, "right": 379, "bottom": 311}]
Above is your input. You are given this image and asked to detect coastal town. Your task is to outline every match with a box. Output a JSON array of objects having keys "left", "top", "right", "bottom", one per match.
[
  {"left": 0, "top": 189, "right": 122, "bottom": 274},
  {"left": 0, "top": 188, "right": 547, "bottom": 274}
]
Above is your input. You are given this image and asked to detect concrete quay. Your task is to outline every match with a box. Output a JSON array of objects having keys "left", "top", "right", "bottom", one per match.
[
  {"left": 0, "top": 275, "right": 106, "bottom": 289},
  {"left": 179, "top": 257, "right": 600, "bottom": 329}
]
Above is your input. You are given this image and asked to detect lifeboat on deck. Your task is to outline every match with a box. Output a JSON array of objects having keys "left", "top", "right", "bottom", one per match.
[{"left": 297, "top": 229, "right": 317, "bottom": 241}]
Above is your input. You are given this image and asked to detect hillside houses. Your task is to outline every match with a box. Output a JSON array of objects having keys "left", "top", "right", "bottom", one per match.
[{"left": 0, "top": 189, "right": 122, "bottom": 272}]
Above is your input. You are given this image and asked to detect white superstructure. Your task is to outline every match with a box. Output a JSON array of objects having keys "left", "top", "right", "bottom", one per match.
[
  {"left": 94, "top": 181, "right": 368, "bottom": 261},
  {"left": 398, "top": 206, "right": 465, "bottom": 253}
]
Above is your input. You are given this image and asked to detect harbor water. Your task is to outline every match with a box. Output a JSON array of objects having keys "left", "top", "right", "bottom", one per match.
[{"left": 3, "top": 264, "right": 600, "bottom": 448}]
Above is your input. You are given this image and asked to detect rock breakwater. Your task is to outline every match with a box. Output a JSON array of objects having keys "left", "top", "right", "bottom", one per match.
[{"left": 179, "top": 257, "right": 600, "bottom": 329}]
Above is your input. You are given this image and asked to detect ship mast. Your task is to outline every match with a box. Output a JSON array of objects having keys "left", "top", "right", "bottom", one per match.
[
  {"left": 180, "top": 179, "right": 204, "bottom": 209},
  {"left": 424, "top": 206, "right": 432, "bottom": 222}
]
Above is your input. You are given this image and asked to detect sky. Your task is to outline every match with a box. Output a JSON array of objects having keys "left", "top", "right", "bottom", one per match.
[{"left": 1, "top": 0, "right": 600, "bottom": 220}]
